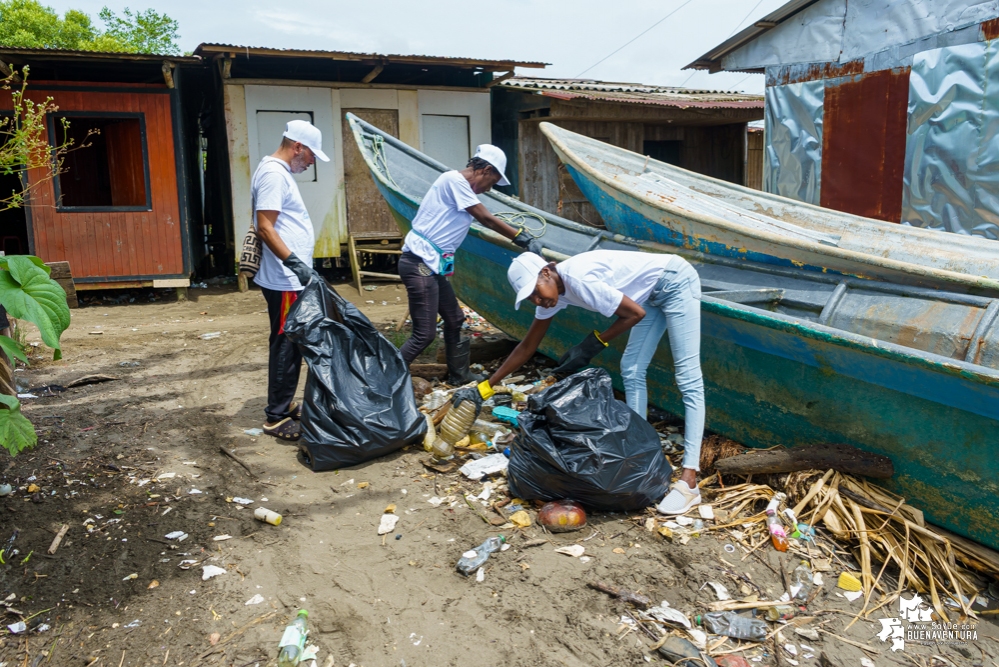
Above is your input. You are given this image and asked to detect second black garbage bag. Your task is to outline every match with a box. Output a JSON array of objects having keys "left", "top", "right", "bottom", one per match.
[
  {"left": 283, "top": 278, "right": 427, "bottom": 471},
  {"left": 507, "top": 368, "right": 672, "bottom": 511}
]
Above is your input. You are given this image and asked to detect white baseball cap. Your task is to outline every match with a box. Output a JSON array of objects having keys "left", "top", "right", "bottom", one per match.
[
  {"left": 474, "top": 144, "right": 510, "bottom": 186},
  {"left": 283, "top": 119, "right": 330, "bottom": 162},
  {"left": 508, "top": 252, "right": 549, "bottom": 309}
]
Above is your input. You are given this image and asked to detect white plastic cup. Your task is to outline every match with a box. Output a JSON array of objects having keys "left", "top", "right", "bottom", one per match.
[{"left": 254, "top": 507, "right": 282, "bottom": 526}]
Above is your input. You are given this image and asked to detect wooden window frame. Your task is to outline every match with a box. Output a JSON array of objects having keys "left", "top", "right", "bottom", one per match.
[{"left": 47, "top": 111, "right": 153, "bottom": 213}]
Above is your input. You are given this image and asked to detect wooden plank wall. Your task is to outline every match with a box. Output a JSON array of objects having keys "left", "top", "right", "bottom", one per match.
[
  {"left": 23, "top": 84, "right": 185, "bottom": 281},
  {"left": 519, "top": 117, "right": 747, "bottom": 227},
  {"left": 746, "top": 129, "right": 764, "bottom": 190}
]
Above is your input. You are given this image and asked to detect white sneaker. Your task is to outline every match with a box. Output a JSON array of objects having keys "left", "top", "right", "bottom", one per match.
[{"left": 657, "top": 481, "right": 701, "bottom": 516}]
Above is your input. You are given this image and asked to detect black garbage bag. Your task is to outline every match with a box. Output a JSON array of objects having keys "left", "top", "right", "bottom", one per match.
[
  {"left": 283, "top": 278, "right": 427, "bottom": 471},
  {"left": 507, "top": 368, "right": 671, "bottom": 511}
]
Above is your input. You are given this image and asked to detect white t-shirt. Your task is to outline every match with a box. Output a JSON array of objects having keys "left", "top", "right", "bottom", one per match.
[
  {"left": 252, "top": 156, "right": 315, "bottom": 292},
  {"left": 535, "top": 250, "right": 685, "bottom": 320},
  {"left": 402, "top": 170, "right": 481, "bottom": 273}
]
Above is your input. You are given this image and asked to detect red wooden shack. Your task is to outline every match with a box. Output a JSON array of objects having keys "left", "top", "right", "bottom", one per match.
[{"left": 1, "top": 48, "right": 204, "bottom": 291}]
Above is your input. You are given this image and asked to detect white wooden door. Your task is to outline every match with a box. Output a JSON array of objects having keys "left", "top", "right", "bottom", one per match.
[
  {"left": 421, "top": 114, "right": 470, "bottom": 169},
  {"left": 244, "top": 86, "right": 337, "bottom": 256}
]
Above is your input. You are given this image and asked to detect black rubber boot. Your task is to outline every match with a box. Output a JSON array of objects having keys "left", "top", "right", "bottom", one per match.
[{"left": 446, "top": 337, "right": 484, "bottom": 386}]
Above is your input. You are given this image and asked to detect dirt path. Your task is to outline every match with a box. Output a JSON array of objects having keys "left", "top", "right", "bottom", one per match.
[{"left": 0, "top": 283, "right": 994, "bottom": 667}]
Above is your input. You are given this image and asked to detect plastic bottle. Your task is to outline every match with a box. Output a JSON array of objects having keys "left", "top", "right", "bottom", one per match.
[
  {"left": 696, "top": 611, "right": 767, "bottom": 641},
  {"left": 790, "top": 560, "right": 813, "bottom": 601},
  {"left": 456, "top": 535, "right": 505, "bottom": 576},
  {"left": 691, "top": 519, "right": 704, "bottom": 537},
  {"left": 765, "top": 495, "right": 789, "bottom": 552},
  {"left": 432, "top": 399, "right": 478, "bottom": 459},
  {"left": 276, "top": 609, "right": 308, "bottom": 667},
  {"left": 254, "top": 507, "right": 282, "bottom": 526},
  {"left": 763, "top": 604, "right": 798, "bottom": 621}
]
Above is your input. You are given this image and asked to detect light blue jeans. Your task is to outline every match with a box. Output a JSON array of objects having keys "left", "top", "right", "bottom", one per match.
[{"left": 620, "top": 260, "right": 704, "bottom": 471}]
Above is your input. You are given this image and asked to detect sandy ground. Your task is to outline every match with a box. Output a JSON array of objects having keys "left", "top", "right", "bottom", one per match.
[{"left": 0, "top": 282, "right": 995, "bottom": 667}]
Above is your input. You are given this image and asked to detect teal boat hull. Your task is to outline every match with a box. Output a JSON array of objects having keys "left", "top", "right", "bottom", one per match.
[{"left": 347, "top": 114, "right": 999, "bottom": 551}]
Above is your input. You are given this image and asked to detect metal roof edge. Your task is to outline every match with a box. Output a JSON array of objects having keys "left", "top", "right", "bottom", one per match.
[
  {"left": 194, "top": 43, "right": 547, "bottom": 70},
  {"left": 0, "top": 45, "right": 200, "bottom": 64},
  {"left": 683, "top": 0, "right": 823, "bottom": 71}
]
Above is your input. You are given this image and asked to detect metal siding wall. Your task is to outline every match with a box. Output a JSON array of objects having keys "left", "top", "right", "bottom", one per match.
[
  {"left": 24, "top": 87, "right": 184, "bottom": 281},
  {"left": 820, "top": 69, "right": 910, "bottom": 222},
  {"left": 764, "top": 81, "right": 824, "bottom": 205},
  {"left": 902, "top": 40, "right": 999, "bottom": 238}
]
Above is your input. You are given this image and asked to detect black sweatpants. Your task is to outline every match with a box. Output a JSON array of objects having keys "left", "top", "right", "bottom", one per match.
[
  {"left": 398, "top": 252, "right": 465, "bottom": 364},
  {"left": 262, "top": 287, "right": 303, "bottom": 423}
]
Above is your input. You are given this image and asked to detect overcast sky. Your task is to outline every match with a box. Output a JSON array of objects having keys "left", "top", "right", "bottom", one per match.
[{"left": 47, "top": 0, "right": 787, "bottom": 93}]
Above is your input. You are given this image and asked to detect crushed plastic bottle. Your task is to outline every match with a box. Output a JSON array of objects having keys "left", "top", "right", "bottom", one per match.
[
  {"left": 276, "top": 609, "right": 308, "bottom": 667},
  {"left": 790, "top": 560, "right": 813, "bottom": 601},
  {"left": 432, "top": 399, "right": 478, "bottom": 459},
  {"left": 765, "top": 494, "right": 789, "bottom": 552},
  {"left": 696, "top": 611, "right": 767, "bottom": 641},
  {"left": 456, "top": 536, "right": 505, "bottom": 576}
]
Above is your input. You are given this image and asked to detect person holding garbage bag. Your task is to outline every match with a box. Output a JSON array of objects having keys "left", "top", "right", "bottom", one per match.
[
  {"left": 399, "top": 145, "right": 542, "bottom": 384},
  {"left": 252, "top": 120, "right": 329, "bottom": 442},
  {"left": 452, "top": 250, "right": 706, "bottom": 515}
]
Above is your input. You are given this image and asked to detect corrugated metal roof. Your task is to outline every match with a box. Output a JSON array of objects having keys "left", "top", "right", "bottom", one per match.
[
  {"left": 684, "top": 0, "right": 822, "bottom": 72},
  {"left": 0, "top": 45, "right": 200, "bottom": 63},
  {"left": 195, "top": 43, "right": 547, "bottom": 70},
  {"left": 499, "top": 77, "right": 763, "bottom": 109}
]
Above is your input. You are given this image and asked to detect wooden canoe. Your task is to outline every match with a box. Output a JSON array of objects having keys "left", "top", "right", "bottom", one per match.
[
  {"left": 347, "top": 112, "right": 999, "bottom": 550},
  {"left": 539, "top": 122, "right": 999, "bottom": 296}
]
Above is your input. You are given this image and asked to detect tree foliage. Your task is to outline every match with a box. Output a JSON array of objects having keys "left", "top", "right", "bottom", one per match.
[{"left": 0, "top": 0, "right": 180, "bottom": 54}]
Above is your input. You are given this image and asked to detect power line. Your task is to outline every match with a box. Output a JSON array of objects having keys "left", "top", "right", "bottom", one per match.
[
  {"left": 678, "top": 0, "right": 767, "bottom": 88},
  {"left": 574, "top": 0, "right": 697, "bottom": 78}
]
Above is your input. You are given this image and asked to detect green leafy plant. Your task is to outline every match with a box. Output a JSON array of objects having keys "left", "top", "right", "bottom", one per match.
[{"left": 0, "top": 257, "right": 70, "bottom": 456}]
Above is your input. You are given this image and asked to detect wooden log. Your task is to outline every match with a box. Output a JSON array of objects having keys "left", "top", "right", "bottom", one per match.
[
  {"left": 45, "top": 261, "right": 77, "bottom": 309},
  {"left": 713, "top": 443, "right": 894, "bottom": 479},
  {"left": 409, "top": 363, "right": 448, "bottom": 380}
]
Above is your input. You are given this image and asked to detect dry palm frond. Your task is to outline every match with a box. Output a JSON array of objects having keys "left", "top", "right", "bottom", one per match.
[{"left": 699, "top": 468, "right": 997, "bottom": 621}]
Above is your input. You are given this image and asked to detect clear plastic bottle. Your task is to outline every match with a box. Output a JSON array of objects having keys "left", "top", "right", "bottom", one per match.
[
  {"left": 790, "top": 560, "right": 813, "bottom": 601},
  {"left": 456, "top": 535, "right": 505, "bottom": 576},
  {"left": 696, "top": 611, "right": 767, "bottom": 641},
  {"left": 432, "top": 399, "right": 478, "bottom": 459},
  {"left": 277, "top": 609, "right": 308, "bottom": 667},
  {"left": 439, "top": 399, "right": 477, "bottom": 443}
]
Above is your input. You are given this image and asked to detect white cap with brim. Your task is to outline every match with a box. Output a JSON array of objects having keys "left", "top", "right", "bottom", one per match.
[
  {"left": 283, "top": 119, "right": 330, "bottom": 162},
  {"left": 508, "top": 252, "right": 549, "bottom": 309},
  {"left": 474, "top": 144, "right": 511, "bottom": 186}
]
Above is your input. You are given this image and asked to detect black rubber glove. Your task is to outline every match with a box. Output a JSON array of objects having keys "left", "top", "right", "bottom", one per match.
[
  {"left": 552, "top": 331, "right": 608, "bottom": 376},
  {"left": 283, "top": 253, "right": 313, "bottom": 287},
  {"left": 451, "top": 385, "right": 485, "bottom": 418},
  {"left": 513, "top": 230, "right": 544, "bottom": 256}
]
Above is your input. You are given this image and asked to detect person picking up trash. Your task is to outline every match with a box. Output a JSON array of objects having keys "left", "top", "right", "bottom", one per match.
[
  {"left": 399, "top": 145, "right": 543, "bottom": 384},
  {"left": 452, "top": 250, "right": 706, "bottom": 515}
]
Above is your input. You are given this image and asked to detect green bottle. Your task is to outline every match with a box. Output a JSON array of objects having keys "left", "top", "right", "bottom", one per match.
[{"left": 277, "top": 609, "right": 309, "bottom": 667}]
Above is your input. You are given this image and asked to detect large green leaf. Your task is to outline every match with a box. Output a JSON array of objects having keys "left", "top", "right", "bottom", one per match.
[
  {"left": 0, "top": 394, "right": 36, "bottom": 456},
  {"left": 0, "top": 256, "right": 70, "bottom": 360},
  {"left": 0, "top": 256, "right": 50, "bottom": 275},
  {"left": 0, "top": 334, "right": 28, "bottom": 365}
]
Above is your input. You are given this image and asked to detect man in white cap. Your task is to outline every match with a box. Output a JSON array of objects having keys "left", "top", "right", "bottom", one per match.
[
  {"left": 253, "top": 119, "right": 330, "bottom": 441},
  {"left": 452, "top": 250, "right": 706, "bottom": 515},
  {"left": 398, "top": 145, "right": 543, "bottom": 384}
]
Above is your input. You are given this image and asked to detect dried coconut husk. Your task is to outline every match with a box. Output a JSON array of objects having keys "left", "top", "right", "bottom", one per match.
[{"left": 698, "top": 434, "right": 746, "bottom": 474}]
